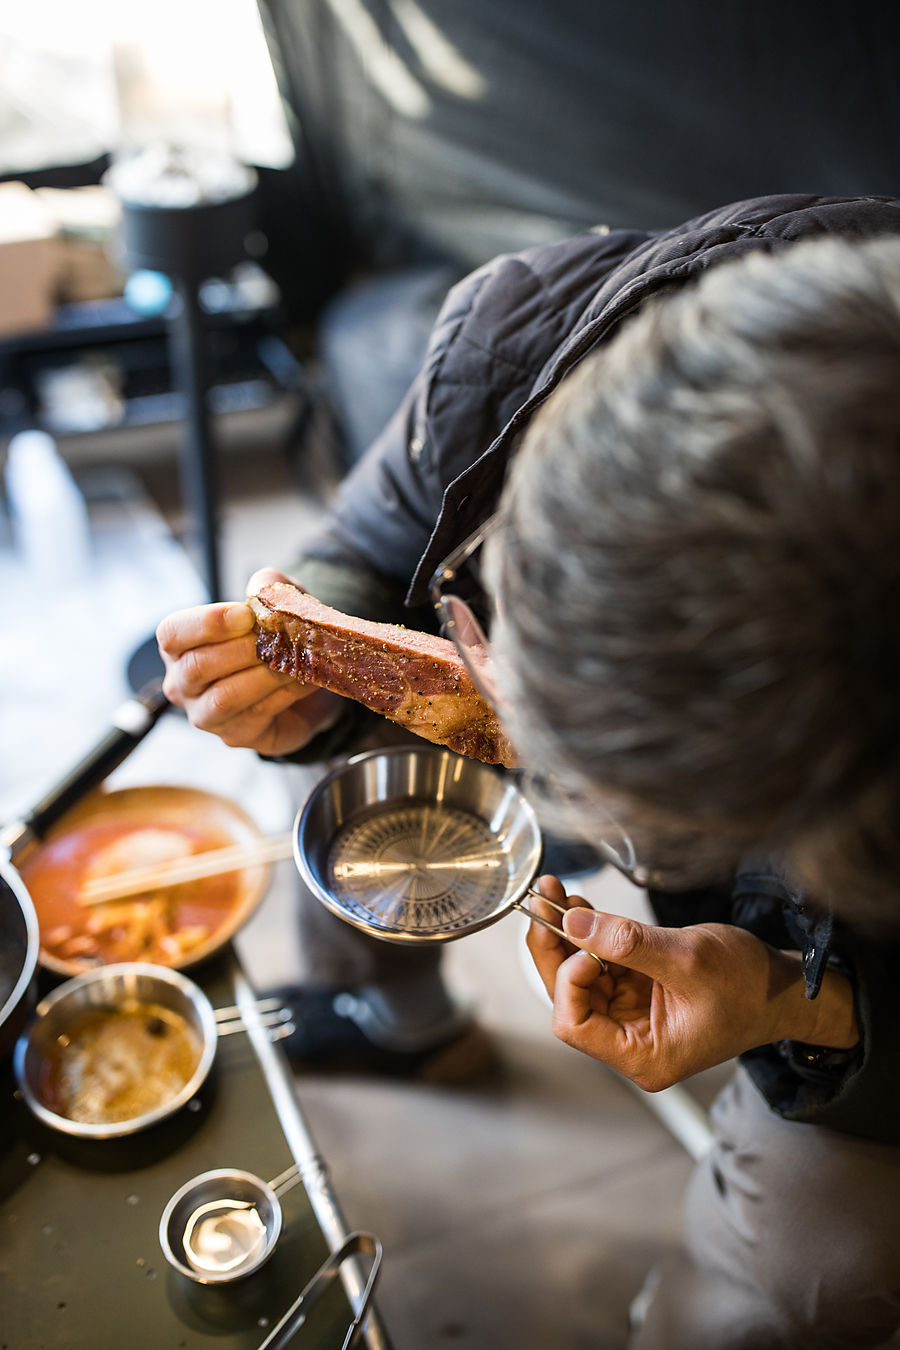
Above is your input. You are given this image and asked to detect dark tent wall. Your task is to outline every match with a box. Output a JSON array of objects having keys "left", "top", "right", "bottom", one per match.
[{"left": 258, "top": 0, "right": 900, "bottom": 314}]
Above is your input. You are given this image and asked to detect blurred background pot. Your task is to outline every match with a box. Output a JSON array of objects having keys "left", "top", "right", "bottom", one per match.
[{"left": 0, "top": 857, "right": 40, "bottom": 1059}]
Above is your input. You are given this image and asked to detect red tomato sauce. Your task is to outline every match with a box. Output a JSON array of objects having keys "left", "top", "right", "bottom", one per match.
[{"left": 21, "top": 819, "right": 244, "bottom": 968}]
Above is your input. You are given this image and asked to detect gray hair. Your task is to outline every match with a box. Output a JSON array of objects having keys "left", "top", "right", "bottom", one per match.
[{"left": 490, "top": 235, "right": 900, "bottom": 915}]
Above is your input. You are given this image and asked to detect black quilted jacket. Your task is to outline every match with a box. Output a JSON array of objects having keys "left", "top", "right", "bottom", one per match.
[{"left": 290, "top": 194, "right": 900, "bottom": 1145}]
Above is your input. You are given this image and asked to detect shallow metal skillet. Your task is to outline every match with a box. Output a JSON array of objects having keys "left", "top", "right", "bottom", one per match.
[{"left": 294, "top": 744, "right": 607, "bottom": 969}]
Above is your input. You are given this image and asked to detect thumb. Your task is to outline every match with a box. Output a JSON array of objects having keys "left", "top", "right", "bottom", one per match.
[{"left": 562, "top": 908, "right": 680, "bottom": 983}]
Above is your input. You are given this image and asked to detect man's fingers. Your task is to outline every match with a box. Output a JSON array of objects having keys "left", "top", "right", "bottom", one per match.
[
  {"left": 526, "top": 927, "right": 566, "bottom": 1000},
  {"left": 157, "top": 602, "right": 255, "bottom": 660},
  {"left": 533, "top": 874, "right": 590, "bottom": 950},
  {"left": 187, "top": 665, "right": 306, "bottom": 731},
  {"left": 250, "top": 683, "right": 342, "bottom": 726},
  {"left": 246, "top": 567, "right": 302, "bottom": 596},
  {"left": 525, "top": 875, "right": 595, "bottom": 998},
  {"left": 536, "top": 875, "right": 590, "bottom": 911},
  {"left": 528, "top": 876, "right": 571, "bottom": 954},
  {"left": 268, "top": 688, "right": 343, "bottom": 742},
  {"left": 551, "top": 952, "right": 620, "bottom": 1045},
  {"left": 535, "top": 874, "right": 567, "bottom": 907},
  {"left": 161, "top": 634, "right": 263, "bottom": 701},
  {"left": 525, "top": 875, "right": 569, "bottom": 997},
  {"left": 217, "top": 687, "right": 342, "bottom": 753},
  {"left": 562, "top": 909, "right": 681, "bottom": 985},
  {"left": 200, "top": 686, "right": 315, "bottom": 748}
]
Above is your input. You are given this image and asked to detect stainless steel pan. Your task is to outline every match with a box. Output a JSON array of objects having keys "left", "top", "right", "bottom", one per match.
[
  {"left": 294, "top": 745, "right": 605, "bottom": 967},
  {"left": 13, "top": 963, "right": 293, "bottom": 1137}
]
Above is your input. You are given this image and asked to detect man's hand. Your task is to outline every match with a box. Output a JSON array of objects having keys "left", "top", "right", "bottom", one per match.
[
  {"left": 526, "top": 875, "right": 859, "bottom": 1091},
  {"left": 157, "top": 568, "right": 343, "bottom": 756}
]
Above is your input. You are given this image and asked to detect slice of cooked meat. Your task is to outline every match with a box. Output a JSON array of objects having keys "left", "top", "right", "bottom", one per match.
[{"left": 249, "top": 583, "right": 516, "bottom": 767}]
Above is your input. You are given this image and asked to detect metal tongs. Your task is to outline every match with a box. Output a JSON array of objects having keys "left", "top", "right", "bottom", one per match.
[{"left": 256, "top": 1230, "right": 383, "bottom": 1350}]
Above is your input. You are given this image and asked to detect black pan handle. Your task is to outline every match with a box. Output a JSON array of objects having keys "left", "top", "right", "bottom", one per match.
[{"left": 1, "top": 680, "right": 171, "bottom": 861}]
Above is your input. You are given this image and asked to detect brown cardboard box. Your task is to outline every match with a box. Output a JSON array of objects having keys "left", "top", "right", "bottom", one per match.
[
  {"left": 35, "top": 186, "right": 124, "bottom": 303},
  {"left": 0, "top": 182, "right": 63, "bottom": 339}
]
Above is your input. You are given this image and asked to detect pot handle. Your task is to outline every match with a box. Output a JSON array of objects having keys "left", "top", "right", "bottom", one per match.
[
  {"left": 1, "top": 679, "right": 170, "bottom": 860},
  {"left": 256, "top": 1231, "right": 382, "bottom": 1350}
]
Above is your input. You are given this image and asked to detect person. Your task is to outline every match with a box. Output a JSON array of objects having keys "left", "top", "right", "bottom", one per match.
[{"left": 158, "top": 194, "right": 900, "bottom": 1347}]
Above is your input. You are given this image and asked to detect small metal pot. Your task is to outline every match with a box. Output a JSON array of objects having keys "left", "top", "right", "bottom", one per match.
[
  {"left": 159, "top": 1166, "right": 383, "bottom": 1350},
  {"left": 14, "top": 963, "right": 218, "bottom": 1139},
  {"left": 160, "top": 1168, "right": 282, "bottom": 1284}
]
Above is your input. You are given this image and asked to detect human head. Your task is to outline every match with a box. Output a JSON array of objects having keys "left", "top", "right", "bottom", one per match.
[{"left": 490, "top": 235, "right": 900, "bottom": 918}]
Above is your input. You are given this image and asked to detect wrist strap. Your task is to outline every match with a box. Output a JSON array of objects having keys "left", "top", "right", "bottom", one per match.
[{"left": 773, "top": 1038, "right": 862, "bottom": 1085}]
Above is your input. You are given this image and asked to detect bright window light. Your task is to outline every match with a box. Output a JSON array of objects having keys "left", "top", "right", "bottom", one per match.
[{"left": 0, "top": 0, "right": 294, "bottom": 175}]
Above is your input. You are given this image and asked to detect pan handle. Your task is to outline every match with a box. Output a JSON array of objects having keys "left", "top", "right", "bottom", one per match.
[
  {"left": 1, "top": 679, "right": 170, "bottom": 861},
  {"left": 513, "top": 889, "right": 607, "bottom": 972}
]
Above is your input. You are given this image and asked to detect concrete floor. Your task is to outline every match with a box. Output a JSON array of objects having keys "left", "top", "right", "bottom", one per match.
[{"left": 132, "top": 441, "right": 723, "bottom": 1350}]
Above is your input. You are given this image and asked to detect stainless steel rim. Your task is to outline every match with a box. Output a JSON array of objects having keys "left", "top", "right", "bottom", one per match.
[
  {"left": 159, "top": 1167, "right": 283, "bottom": 1284},
  {"left": 293, "top": 746, "right": 543, "bottom": 945},
  {"left": 14, "top": 962, "right": 218, "bottom": 1138}
]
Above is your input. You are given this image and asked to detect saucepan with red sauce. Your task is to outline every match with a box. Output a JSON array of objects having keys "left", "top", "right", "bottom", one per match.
[
  {"left": 0, "top": 682, "right": 172, "bottom": 1052},
  {"left": 19, "top": 785, "right": 270, "bottom": 977},
  {"left": 1, "top": 681, "right": 278, "bottom": 1149}
]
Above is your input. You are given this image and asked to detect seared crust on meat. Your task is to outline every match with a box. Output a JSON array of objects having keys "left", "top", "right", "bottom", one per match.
[{"left": 249, "top": 583, "right": 516, "bottom": 767}]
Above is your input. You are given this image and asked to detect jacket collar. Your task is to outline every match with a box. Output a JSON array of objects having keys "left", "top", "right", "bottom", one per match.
[{"left": 407, "top": 193, "right": 900, "bottom": 607}]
